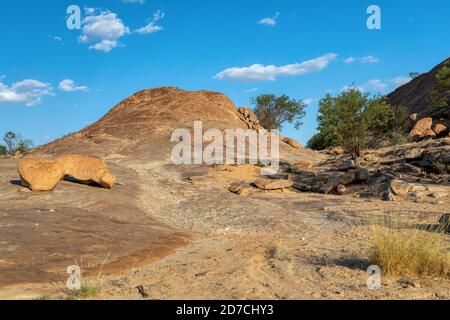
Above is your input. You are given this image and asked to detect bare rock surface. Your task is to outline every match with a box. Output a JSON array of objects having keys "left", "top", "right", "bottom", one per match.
[{"left": 1, "top": 87, "right": 449, "bottom": 300}]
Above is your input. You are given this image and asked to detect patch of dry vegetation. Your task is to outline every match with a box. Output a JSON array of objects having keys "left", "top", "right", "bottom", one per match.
[{"left": 369, "top": 217, "right": 450, "bottom": 279}]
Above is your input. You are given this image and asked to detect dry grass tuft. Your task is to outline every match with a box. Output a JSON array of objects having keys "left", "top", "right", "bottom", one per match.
[{"left": 369, "top": 216, "right": 450, "bottom": 278}]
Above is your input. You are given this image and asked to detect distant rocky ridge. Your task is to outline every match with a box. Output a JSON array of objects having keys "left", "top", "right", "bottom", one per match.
[{"left": 388, "top": 57, "right": 450, "bottom": 118}]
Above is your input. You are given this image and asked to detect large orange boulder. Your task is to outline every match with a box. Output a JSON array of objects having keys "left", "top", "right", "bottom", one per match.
[
  {"left": 17, "top": 155, "right": 116, "bottom": 191},
  {"left": 18, "top": 159, "right": 65, "bottom": 191},
  {"left": 409, "top": 118, "right": 433, "bottom": 138},
  {"left": 282, "top": 137, "right": 303, "bottom": 149},
  {"left": 56, "top": 155, "right": 116, "bottom": 189}
]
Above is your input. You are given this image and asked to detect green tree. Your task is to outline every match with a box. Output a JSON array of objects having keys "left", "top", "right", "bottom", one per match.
[
  {"left": 0, "top": 145, "right": 7, "bottom": 155},
  {"left": 3, "top": 132, "right": 17, "bottom": 154},
  {"left": 436, "top": 64, "right": 450, "bottom": 89},
  {"left": 252, "top": 94, "right": 306, "bottom": 130},
  {"left": 2, "top": 132, "right": 34, "bottom": 154},
  {"left": 16, "top": 139, "right": 34, "bottom": 154},
  {"left": 307, "top": 89, "right": 398, "bottom": 156}
]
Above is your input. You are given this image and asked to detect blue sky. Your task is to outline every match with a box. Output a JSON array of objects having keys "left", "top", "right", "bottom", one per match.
[{"left": 0, "top": 0, "right": 449, "bottom": 147}]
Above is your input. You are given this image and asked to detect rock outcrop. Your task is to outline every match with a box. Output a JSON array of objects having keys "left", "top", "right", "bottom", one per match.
[
  {"left": 237, "top": 107, "right": 262, "bottom": 131},
  {"left": 18, "top": 159, "right": 66, "bottom": 191},
  {"left": 18, "top": 155, "right": 116, "bottom": 191}
]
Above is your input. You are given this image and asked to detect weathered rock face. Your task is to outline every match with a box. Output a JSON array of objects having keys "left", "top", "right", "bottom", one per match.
[
  {"left": 291, "top": 161, "right": 313, "bottom": 171},
  {"left": 17, "top": 155, "right": 116, "bottom": 191},
  {"left": 254, "top": 178, "right": 293, "bottom": 190},
  {"left": 410, "top": 118, "right": 433, "bottom": 138},
  {"left": 282, "top": 137, "right": 303, "bottom": 149},
  {"left": 18, "top": 159, "right": 65, "bottom": 191},
  {"left": 433, "top": 123, "right": 448, "bottom": 136},
  {"left": 237, "top": 107, "right": 262, "bottom": 131},
  {"left": 329, "top": 146, "right": 345, "bottom": 155},
  {"left": 56, "top": 155, "right": 116, "bottom": 189}
]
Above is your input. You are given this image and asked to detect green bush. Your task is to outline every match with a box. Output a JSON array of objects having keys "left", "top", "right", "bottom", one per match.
[
  {"left": 436, "top": 64, "right": 450, "bottom": 90},
  {"left": 2, "top": 132, "right": 34, "bottom": 155},
  {"left": 0, "top": 145, "right": 7, "bottom": 155},
  {"left": 388, "top": 132, "right": 409, "bottom": 146},
  {"left": 307, "top": 89, "right": 398, "bottom": 156},
  {"left": 252, "top": 94, "right": 306, "bottom": 130}
]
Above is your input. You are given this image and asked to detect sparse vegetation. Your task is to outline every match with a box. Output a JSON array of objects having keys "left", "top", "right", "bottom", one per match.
[
  {"left": 409, "top": 72, "right": 422, "bottom": 79},
  {"left": 369, "top": 218, "right": 450, "bottom": 278},
  {"left": 2, "top": 131, "right": 34, "bottom": 155},
  {"left": 427, "top": 62, "right": 450, "bottom": 110},
  {"left": 428, "top": 160, "right": 449, "bottom": 175},
  {"left": 66, "top": 280, "right": 101, "bottom": 300},
  {"left": 0, "top": 144, "right": 7, "bottom": 155},
  {"left": 252, "top": 94, "right": 306, "bottom": 130},
  {"left": 307, "top": 89, "right": 407, "bottom": 156}
]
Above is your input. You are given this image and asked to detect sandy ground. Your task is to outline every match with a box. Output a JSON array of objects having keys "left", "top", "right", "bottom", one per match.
[{"left": 0, "top": 157, "right": 449, "bottom": 300}]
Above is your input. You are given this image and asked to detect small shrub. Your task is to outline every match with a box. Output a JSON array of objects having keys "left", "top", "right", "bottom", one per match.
[
  {"left": 66, "top": 280, "right": 101, "bottom": 300},
  {"left": 388, "top": 132, "right": 409, "bottom": 146},
  {"left": 429, "top": 161, "right": 449, "bottom": 175},
  {"left": 0, "top": 145, "right": 7, "bottom": 155},
  {"left": 369, "top": 219, "right": 450, "bottom": 278}
]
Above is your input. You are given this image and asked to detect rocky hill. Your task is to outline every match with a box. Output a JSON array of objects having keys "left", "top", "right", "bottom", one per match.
[
  {"left": 32, "top": 87, "right": 321, "bottom": 163},
  {"left": 388, "top": 57, "right": 450, "bottom": 118}
]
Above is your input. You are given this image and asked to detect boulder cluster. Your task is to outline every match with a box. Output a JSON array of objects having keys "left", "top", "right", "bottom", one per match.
[
  {"left": 237, "top": 106, "right": 303, "bottom": 149},
  {"left": 409, "top": 115, "right": 449, "bottom": 140},
  {"left": 228, "top": 138, "right": 450, "bottom": 201},
  {"left": 237, "top": 107, "right": 262, "bottom": 131},
  {"left": 18, "top": 155, "right": 116, "bottom": 191}
]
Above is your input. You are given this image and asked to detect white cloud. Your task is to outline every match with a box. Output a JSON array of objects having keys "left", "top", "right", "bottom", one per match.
[
  {"left": 59, "top": 79, "right": 88, "bottom": 92},
  {"left": 361, "top": 55, "right": 380, "bottom": 64},
  {"left": 258, "top": 12, "right": 280, "bottom": 26},
  {"left": 53, "top": 36, "right": 62, "bottom": 42},
  {"left": 213, "top": 53, "right": 337, "bottom": 81},
  {"left": 302, "top": 98, "right": 314, "bottom": 106},
  {"left": 365, "top": 79, "right": 388, "bottom": 91},
  {"left": 244, "top": 88, "right": 258, "bottom": 93},
  {"left": 342, "top": 76, "right": 412, "bottom": 93},
  {"left": 78, "top": 8, "right": 130, "bottom": 52},
  {"left": 0, "top": 78, "right": 53, "bottom": 106},
  {"left": 344, "top": 57, "right": 355, "bottom": 64},
  {"left": 344, "top": 55, "right": 379, "bottom": 64},
  {"left": 135, "top": 9, "right": 165, "bottom": 34},
  {"left": 389, "top": 76, "right": 411, "bottom": 88},
  {"left": 258, "top": 12, "right": 280, "bottom": 27}
]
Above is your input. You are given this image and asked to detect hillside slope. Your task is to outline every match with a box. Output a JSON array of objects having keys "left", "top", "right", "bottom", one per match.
[{"left": 388, "top": 57, "right": 450, "bottom": 118}]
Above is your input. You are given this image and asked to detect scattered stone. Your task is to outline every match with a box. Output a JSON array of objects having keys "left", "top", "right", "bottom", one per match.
[
  {"left": 136, "top": 285, "right": 149, "bottom": 298},
  {"left": 350, "top": 167, "right": 369, "bottom": 182},
  {"left": 398, "top": 278, "right": 420, "bottom": 289},
  {"left": 291, "top": 161, "right": 313, "bottom": 171},
  {"left": 254, "top": 178, "right": 293, "bottom": 190},
  {"left": 389, "top": 180, "right": 413, "bottom": 196},
  {"left": 335, "top": 184, "right": 347, "bottom": 195},
  {"left": 433, "top": 123, "right": 447, "bottom": 136},
  {"left": 282, "top": 137, "right": 303, "bottom": 149},
  {"left": 394, "top": 163, "right": 422, "bottom": 174},
  {"left": 362, "top": 153, "right": 379, "bottom": 163},
  {"left": 228, "top": 183, "right": 242, "bottom": 194},
  {"left": 329, "top": 146, "right": 345, "bottom": 155},
  {"left": 336, "top": 159, "right": 356, "bottom": 171},
  {"left": 237, "top": 187, "right": 253, "bottom": 197}
]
